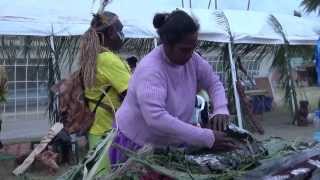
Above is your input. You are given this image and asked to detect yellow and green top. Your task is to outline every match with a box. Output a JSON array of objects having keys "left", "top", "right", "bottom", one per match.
[{"left": 85, "top": 51, "right": 131, "bottom": 135}]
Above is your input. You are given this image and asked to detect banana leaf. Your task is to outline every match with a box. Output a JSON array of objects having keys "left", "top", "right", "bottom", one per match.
[
  {"left": 57, "top": 129, "right": 116, "bottom": 180},
  {"left": 102, "top": 136, "right": 317, "bottom": 180}
]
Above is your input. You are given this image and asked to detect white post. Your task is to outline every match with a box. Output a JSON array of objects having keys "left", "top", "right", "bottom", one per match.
[
  {"left": 50, "top": 36, "right": 55, "bottom": 52},
  {"left": 227, "top": 42, "right": 243, "bottom": 129},
  {"left": 90, "top": 0, "right": 96, "bottom": 14},
  {"left": 49, "top": 34, "right": 58, "bottom": 74},
  {"left": 214, "top": 0, "right": 218, "bottom": 10},
  {"left": 49, "top": 35, "right": 57, "bottom": 79},
  {"left": 247, "top": 0, "right": 251, "bottom": 10},
  {"left": 49, "top": 35, "right": 57, "bottom": 125},
  {"left": 153, "top": 38, "right": 158, "bottom": 48},
  {"left": 50, "top": 35, "right": 56, "bottom": 60}
]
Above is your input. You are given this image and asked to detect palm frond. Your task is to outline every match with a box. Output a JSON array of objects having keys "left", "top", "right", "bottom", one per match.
[
  {"left": 47, "top": 36, "right": 81, "bottom": 125},
  {"left": 268, "top": 15, "right": 299, "bottom": 117},
  {"left": 122, "top": 38, "right": 154, "bottom": 59},
  {"left": 53, "top": 36, "right": 80, "bottom": 72},
  {"left": 253, "top": 45, "right": 278, "bottom": 62},
  {"left": 218, "top": 44, "right": 236, "bottom": 114},
  {"left": 288, "top": 45, "right": 315, "bottom": 60},
  {"left": 272, "top": 47, "right": 287, "bottom": 81},
  {"left": 301, "top": 0, "right": 320, "bottom": 14},
  {"left": 233, "top": 44, "right": 277, "bottom": 87},
  {"left": 0, "top": 36, "right": 19, "bottom": 65},
  {"left": 197, "top": 40, "right": 223, "bottom": 54},
  {"left": 268, "top": 15, "right": 288, "bottom": 44},
  {"left": 214, "top": 11, "right": 238, "bottom": 116},
  {"left": 214, "top": 10, "right": 232, "bottom": 41},
  {"left": 234, "top": 44, "right": 276, "bottom": 61}
]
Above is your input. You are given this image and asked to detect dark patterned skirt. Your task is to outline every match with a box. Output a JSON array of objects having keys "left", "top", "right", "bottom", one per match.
[{"left": 109, "top": 130, "right": 142, "bottom": 167}]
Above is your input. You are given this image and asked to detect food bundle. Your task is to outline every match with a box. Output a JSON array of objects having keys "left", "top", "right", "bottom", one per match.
[
  {"left": 104, "top": 125, "right": 320, "bottom": 180},
  {"left": 59, "top": 125, "right": 320, "bottom": 180}
]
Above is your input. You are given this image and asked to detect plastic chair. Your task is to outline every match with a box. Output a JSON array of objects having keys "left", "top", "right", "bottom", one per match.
[{"left": 192, "top": 95, "right": 205, "bottom": 125}]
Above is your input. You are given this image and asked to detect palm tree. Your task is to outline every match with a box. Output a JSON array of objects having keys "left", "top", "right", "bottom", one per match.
[{"left": 301, "top": 0, "right": 320, "bottom": 14}]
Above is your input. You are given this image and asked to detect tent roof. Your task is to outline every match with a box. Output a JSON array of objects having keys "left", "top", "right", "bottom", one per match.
[
  {"left": 0, "top": 0, "right": 94, "bottom": 36},
  {"left": 0, "top": 0, "right": 319, "bottom": 45}
]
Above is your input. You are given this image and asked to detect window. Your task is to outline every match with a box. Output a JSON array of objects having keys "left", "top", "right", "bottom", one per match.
[{"left": 0, "top": 37, "right": 49, "bottom": 121}]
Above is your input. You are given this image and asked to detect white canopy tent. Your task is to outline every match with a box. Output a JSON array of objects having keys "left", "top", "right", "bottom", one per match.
[
  {"left": 1, "top": 0, "right": 319, "bottom": 44},
  {"left": 148, "top": 0, "right": 320, "bottom": 19},
  {"left": 0, "top": 0, "right": 94, "bottom": 36},
  {"left": 273, "top": 13, "right": 320, "bottom": 45}
]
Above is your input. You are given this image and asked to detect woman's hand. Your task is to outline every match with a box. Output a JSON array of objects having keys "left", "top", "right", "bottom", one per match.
[
  {"left": 212, "top": 131, "right": 238, "bottom": 151},
  {"left": 206, "top": 114, "right": 230, "bottom": 131}
]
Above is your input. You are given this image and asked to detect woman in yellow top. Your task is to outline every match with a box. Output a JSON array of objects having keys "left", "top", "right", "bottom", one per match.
[{"left": 78, "top": 11, "right": 130, "bottom": 173}]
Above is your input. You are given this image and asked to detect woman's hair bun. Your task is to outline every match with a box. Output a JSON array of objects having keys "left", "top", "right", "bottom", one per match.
[{"left": 153, "top": 13, "right": 169, "bottom": 29}]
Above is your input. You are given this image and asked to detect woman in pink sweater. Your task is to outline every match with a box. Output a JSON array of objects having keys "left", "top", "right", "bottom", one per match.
[{"left": 110, "top": 10, "right": 236, "bottom": 166}]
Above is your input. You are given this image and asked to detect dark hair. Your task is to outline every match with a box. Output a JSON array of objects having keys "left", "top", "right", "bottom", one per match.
[
  {"left": 91, "top": 11, "right": 118, "bottom": 32},
  {"left": 126, "top": 56, "right": 138, "bottom": 67},
  {"left": 126, "top": 56, "right": 138, "bottom": 63},
  {"left": 153, "top": 10, "right": 199, "bottom": 45},
  {"left": 79, "top": 11, "right": 119, "bottom": 88}
]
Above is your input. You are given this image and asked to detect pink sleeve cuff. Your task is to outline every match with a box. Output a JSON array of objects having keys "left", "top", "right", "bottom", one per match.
[{"left": 211, "top": 106, "right": 229, "bottom": 117}]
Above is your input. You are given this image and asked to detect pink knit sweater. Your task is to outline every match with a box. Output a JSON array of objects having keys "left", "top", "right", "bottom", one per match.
[{"left": 116, "top": 45, "right": 229, "bottom": 148}]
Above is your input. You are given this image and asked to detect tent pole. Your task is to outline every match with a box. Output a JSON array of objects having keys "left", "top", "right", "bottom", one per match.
[
  {"left": 181, "top": 0, "right": 184, "bottom": 8},
  {"left": 208, "top": 0, "right": 212, "bottom": 9},
  {"left": 49, "top": 25, "right": 56, "bottom": 58},
  {"left": 49, "top": 35, "right": 57, "bottom": 69},
  {"left": 153, "top": 38, "right": 158, "bottom": 48},
  {"left": 49, "top": 33, "right": 60, "bottom": 81},
  {"left": 227, "top": 42, "right": 243, "bottom": 129},
  {"left": 90, "top": 0, "right": 96, "bottom": 14},
  {"left": 50, "top": 35, "right": 55, "bottom": 53}
]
